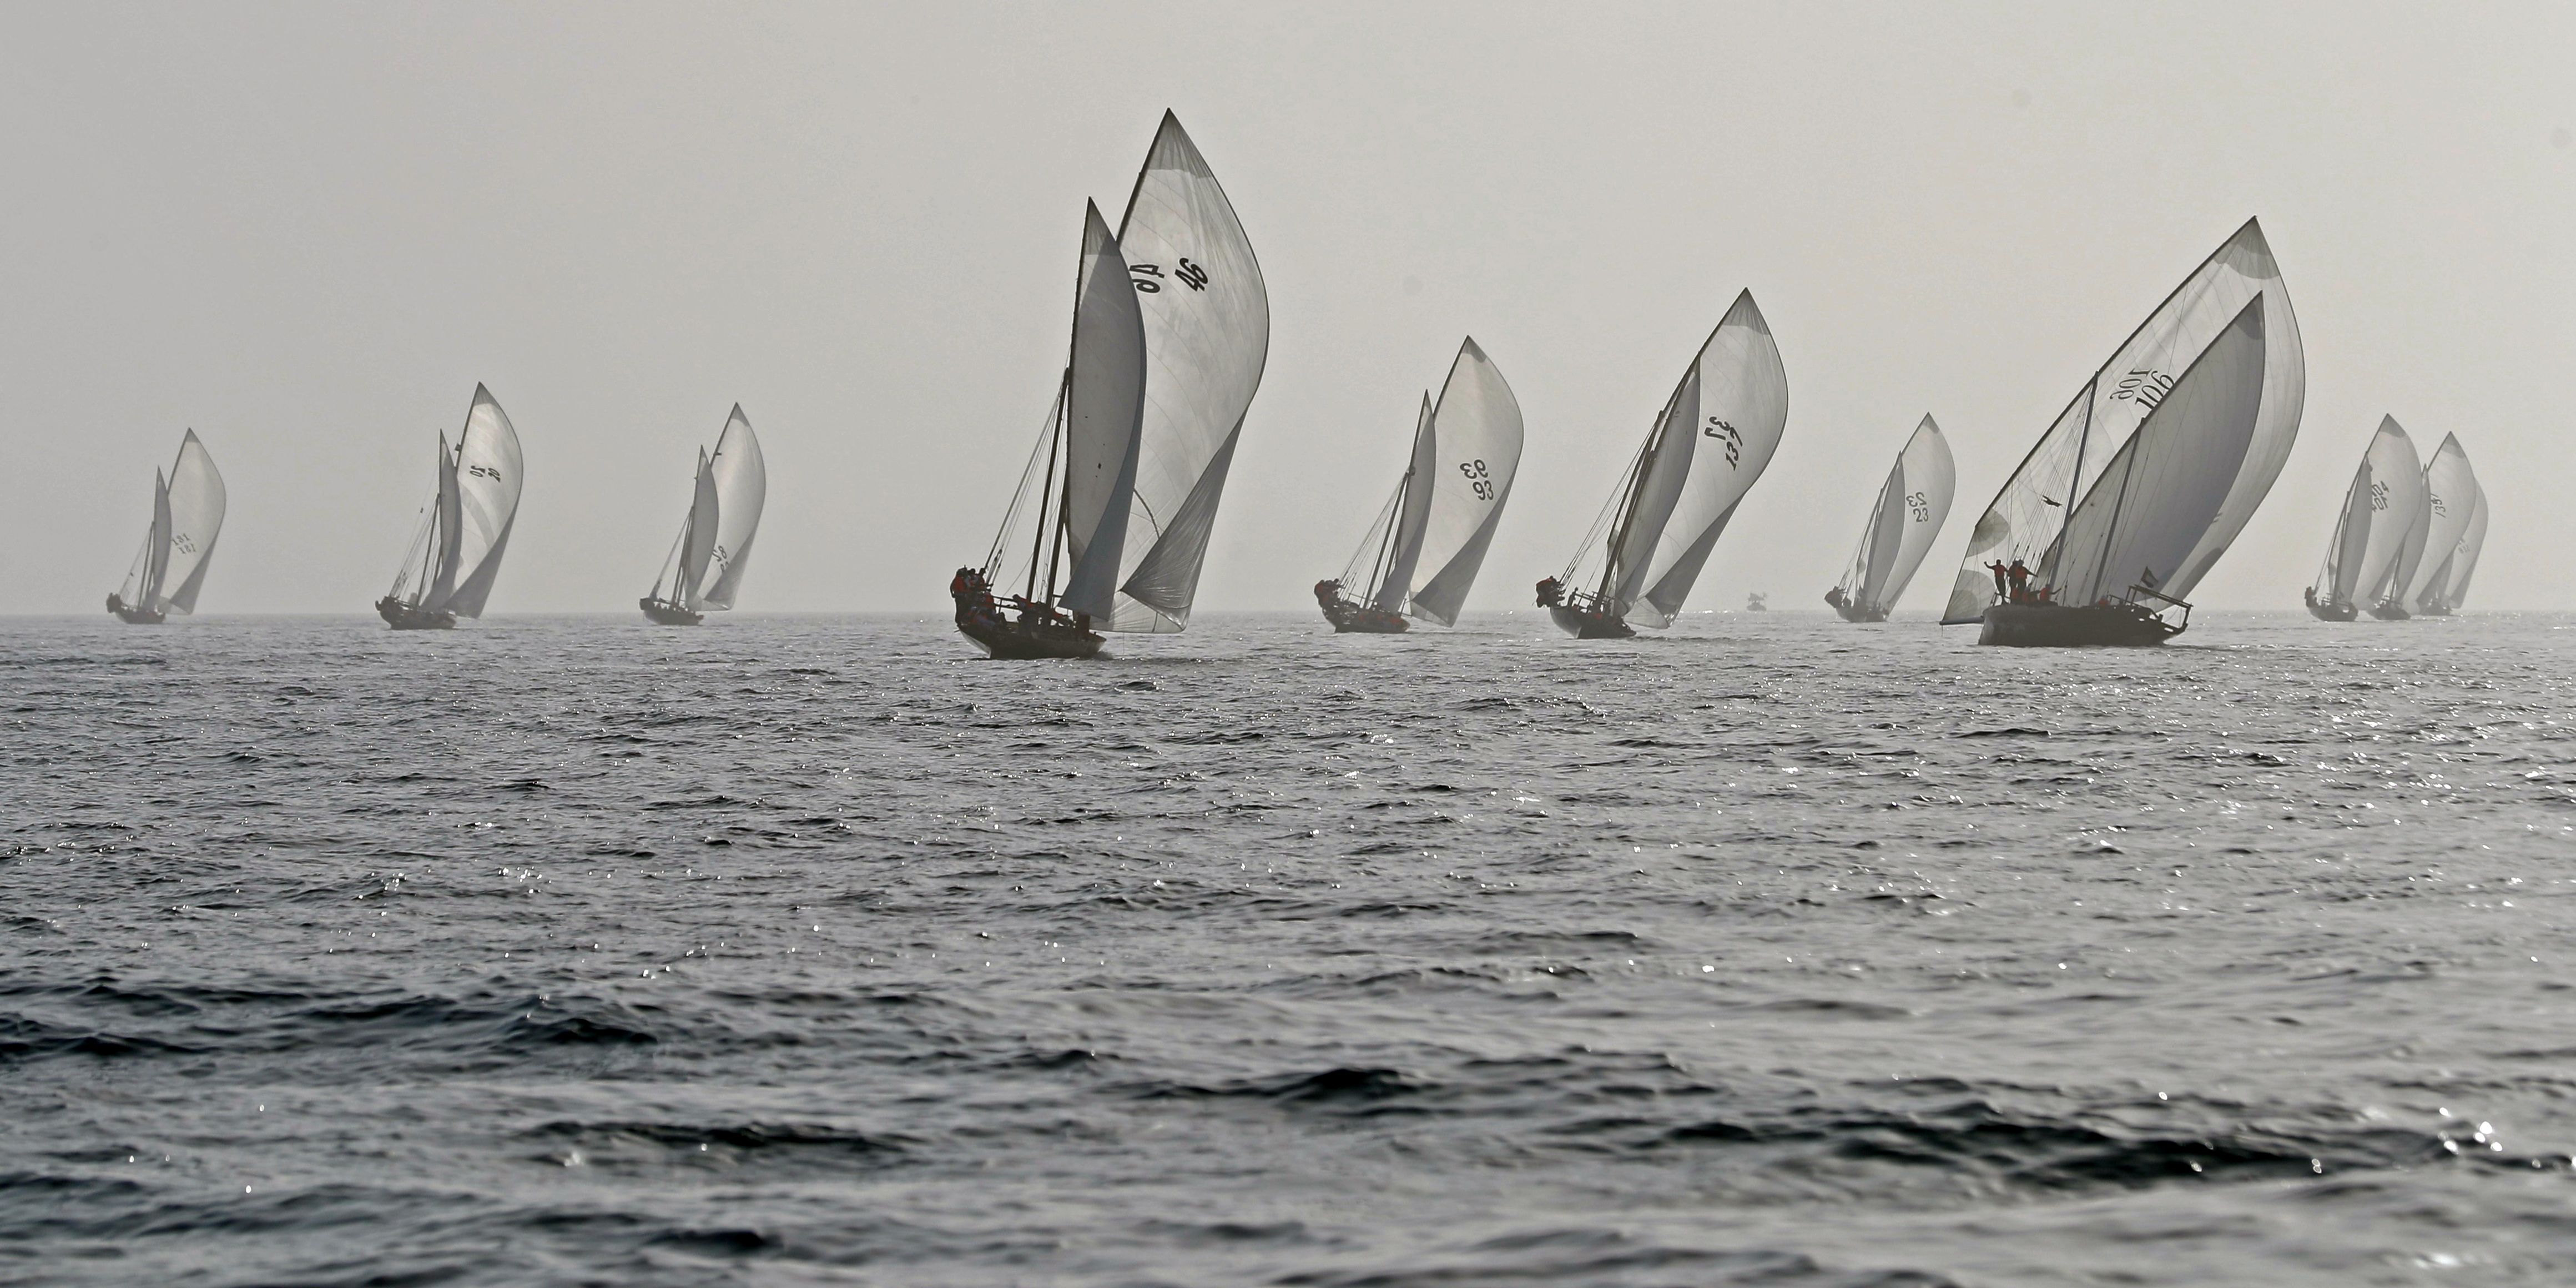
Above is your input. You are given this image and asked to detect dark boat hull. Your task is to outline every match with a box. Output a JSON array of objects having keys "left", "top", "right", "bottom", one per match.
[
  {"left": 2307, "top": 600, "right": 2358, "bottom": 622},
  {"left": 1321, "top": 601, "right": 1408, "bottom": 633},
  {"left": 106, "top": 594, "right": 166, "bottom": 625},
  {"left": 957, "top": 614, "right": 1102, "bottom": 660},
  {"left": 640, "top": 597, "right": 703, "bottom": 626},
  {"left": 377, "top": 597, "right": 456, "bottom": 631},
  {"left": 1833, "top": 603, "right": 1889, "bottom": 623},
  {"left": 1979, "top": 601, "right": 2180, "bottom": 647},
  {"left": 2366, "top": 604, "right": 2411, "bottom": 621},
  {"left": 1548, "top": 604, "right": 1635, "bottom": 639}
]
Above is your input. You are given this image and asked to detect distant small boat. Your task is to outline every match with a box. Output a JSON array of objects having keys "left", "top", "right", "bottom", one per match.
[
  {"left": 641, "top": 406, "right": 767, "bottom": 626},
  {"left": 2306, "top": 416, "right": 2422, "bottom": 621},
  {"left": 1941, "top": 219, "right": 2306, "bottom": 646},
  {"left": 377, "top": 385, "right": 525, "bottom": 631},
  {"left": 107, "top": 430, "right": 226, "bottom": 625},
  {"left": 1826, "top": 415, "right": 1954, "bottom": 622},
  {"left": 954, "top": 113, "right": 1268, "bottom": 660},
  {"left": 1318, "top": 339, "right": 1524, "bottom": 633},
  {"left": 2367, "top": 434, "right": 2476, "bottom": 620},
  {"left": 1538, "top": 291, "right": 1788, "bottom": 639},
  {"left": 1745, "top": 592, "right": 1768, "bottom": 612}
]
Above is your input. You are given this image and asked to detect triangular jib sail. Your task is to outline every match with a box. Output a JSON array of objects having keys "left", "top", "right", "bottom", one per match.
[
  {"left": 648, "top": 407, "right": 768, "bottom": 613},
  {"left": 2394, "top": 434, "right": 2477, "bottom": 613},
  {"left": 1832, "top": 415, "right": 1955, "bottom": 615},
  {"left": 1941, "top": 219, "right": 2306, "bottom": 622},
  {"left": 2312, "top": 416, "right": 2423, "bottom": 610}
]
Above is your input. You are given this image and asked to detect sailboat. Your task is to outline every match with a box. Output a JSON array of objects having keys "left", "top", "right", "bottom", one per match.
[
  {"left": 952, "top": 112, "right": 1268, "bottom": 660},
  {"left": 2368, "top": 432, "right": 2476, "bottom": 620},
  {"left": 641, "top": 406, "right": 767, "bottom": 625},
  {"left": 2418, "top": 481, "right": 2488, "bottom": 616},
  {"left": 1940, "top": 219, "right": 2305, "bottom": 646},
  {"left": 105, "top": 430, "right": 226, "bottom": 624},
  {"left": 1316, "top": 339, "right": 1524, "bottom": 633},
  {"left": 2304, "top": 416, "right": 2423, "bottom": 621},
  {"left": 1536, "top": 290, "right": 1788, "bottom": 638},
  {"left": 376, "top": 385, "right": 526, "bottom": 630},
  {"left": 1825, "top": 415, "right": 1954, "bottom": 622}
]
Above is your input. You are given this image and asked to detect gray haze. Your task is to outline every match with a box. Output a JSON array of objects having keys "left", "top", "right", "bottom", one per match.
[{"left": 4, "top": 2, "right": 2569, "bottom": 617}]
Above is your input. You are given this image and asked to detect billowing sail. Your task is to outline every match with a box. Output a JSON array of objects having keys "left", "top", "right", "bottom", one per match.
[
  {"left": 693, "top": 408, "right": 767, "bottom": 610},
  {"left": 1833, "top": 415, "right": 1955, "bottom": 615},
  {"left": 1943, "top": 219, "right": 2305, "bottom": 622},
  {"left": 157, "top": 431, "right": 227, "bottom": 614},
  {"left": 421, "top": 385, "right": 525, "bottom": 619},
  {"left": 140, "top": 473, "right": 173, "bottom": 608},
  {"left": 2313, "top": 416, "right": 2422, "bottom": 608},
  {"left": 1626, "top": 291, "right": 1789, "bottom": 627},
  {"left": 1369, "top": 395, "right": 1440, "bottom": 615},
  {"left": 2439, "top": 482, "right": 2489, "bottom": 610},
  {"left": 1105, "top": 112, "right": 1269, "bottom": 633},
  {"left": 1403, "top": 339, "right": 1525, "bottom": 625},
  {"left": 2049, "top": 300, "right": 2267, "bottom": 604},
  {"left": 675, "top": 450, "right": 720, "bottom": 604},
  {"left": 2399, "top": 434, "right": 2476, "bottom": 612},
  {"left": 1060, "top": 202, "right": 1150, "bottom": 621}
]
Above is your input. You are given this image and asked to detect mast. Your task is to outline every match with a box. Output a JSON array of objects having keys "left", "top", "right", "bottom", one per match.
[
  {"left": 1364, "top": 467, "right": 1412, "bottom": 605},
  {"left": 1042, "top": 388, "right": 1072, "bottom": 606},
  {"left": 1595, "top": 424, "right": 1664, "bottom": 603},
  {"left": 1025, "top": 372, "right": 1066, "bottom": 604}
]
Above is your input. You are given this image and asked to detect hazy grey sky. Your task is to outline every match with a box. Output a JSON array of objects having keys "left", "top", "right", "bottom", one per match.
[{"left": 6, "top": 1, "right": 2570, "bottom": 616}]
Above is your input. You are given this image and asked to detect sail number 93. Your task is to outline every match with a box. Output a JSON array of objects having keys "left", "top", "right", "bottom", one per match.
[{"left": 1459, "top": 459, "right": 1496, "bottom": 500}]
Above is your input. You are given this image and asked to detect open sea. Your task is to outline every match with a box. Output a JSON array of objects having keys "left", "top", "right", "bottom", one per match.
[{"left": 5, "top": 608, "right": 2574, "bottom": 1287}]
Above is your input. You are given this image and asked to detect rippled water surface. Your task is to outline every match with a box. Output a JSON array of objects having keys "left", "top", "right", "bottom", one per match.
[{"left": 6, "top": 610, "right": 2575, "bottom": 1286}]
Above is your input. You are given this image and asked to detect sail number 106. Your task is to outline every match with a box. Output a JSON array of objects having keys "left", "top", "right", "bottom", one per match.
[{"left": 1459, "top": 459, "right": 1496, "bottom": 500}]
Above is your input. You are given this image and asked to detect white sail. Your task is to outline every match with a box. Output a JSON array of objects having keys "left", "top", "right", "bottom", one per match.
[
  {"left": 2050, "top": 300, "right": 2269, "bottom": 604},
  {"left": 1370, "top": 395, "right": 1440, "bottom": 614},
  {"left": 1104, "top": 112, "right": 1269, "bottom": 633},
  {"left": 1943, "top": 219, "right": 2305, "bottom": 621},
  {"left": 693, "top": 406, "right": 767, "bottom": 610},
  {"left": 675, "top": 450, "right": 720, "bottom": 605},
  {"left": 424, "top": 385, "right": 525, "bottom": 620},
  {"left": 1834, "top": 415, "right": 1954, "bottom": 615},
  {"left": 155, "top": 430, "right": 227, "bottom": 614},
  {"left": 1403, "top": 339, "right": 1524, "bottom": 626},
  {"left": 1625, "top": 290, "right": 1789, "bottom": 627},
  {"left": 2440, "top": 482, "right": 2489, "bottom": 610},
  {"left": 2399, "top": 434, "right": 2477, "bottom": 612},
  {"left": 2316, "top": 417, "right": 2424, "bottom": 608},
  {"left": 139, "top": 471, "right": 173, "bottom": 608},
  {"left": 1060, "top": 202, "right": 1150, "bottom": 621}
]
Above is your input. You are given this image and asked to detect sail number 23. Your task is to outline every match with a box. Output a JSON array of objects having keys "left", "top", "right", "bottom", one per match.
[
  {"left": 1702, "top": 417, "right": 1742, "bottom": 466},
  {"left": 1459, "top": 459, "right": 1496, "bottom": 501}
]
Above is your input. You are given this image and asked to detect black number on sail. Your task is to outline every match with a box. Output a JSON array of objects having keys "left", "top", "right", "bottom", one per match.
[
  {"left": 1907, "top": 490, "right": 1930, "bottom": 523},
  {"left": 467, "top": 464, "right": 501, "bottom": 480},
  {"left": 1174, "top": 258, "right": 1209, "bottom": 291},
  {"left": 1130, "top": 263, "right": 1165, "bottom": 293},
  {"left": 2370, "top": 480, "right": 2389, "bottom": 511},
  {"left": 1703, "top": 417, "right": 1741, "bottom": 466},
  {"left": 2108, "top": 369, "right": 2176, "bottom": 412},
  {"left": 1459, "top": 459, "right": 1494, "bottom": 500},
  {"left": 173, "top": 534, "right": 198, "bottom": 554}
]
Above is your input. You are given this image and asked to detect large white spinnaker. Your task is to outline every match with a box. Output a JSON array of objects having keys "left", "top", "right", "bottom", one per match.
[
  {"left": 1943, "top": 219, "right": 2305, "bottom": 622},
  {"left": 1834, "top": 415, "right": 1955, "bottom": 615},
  {"left": 692, "top": 406, "right": 768, "bottom": 610},
  {"left": 2315, "top": 417, "right": 2423, "bottom": 608},
  {"left": 2399, "top": 434, "right": 2476, "bottom": 613},
  {"left": 155, "top": 431, "right": 227, "bottom": 613},
  {"left": 1623, "top": 291, "right": 1788, "bottom": 627},
  {"left": 1104, "top": 112, "right": 1269, "bottom": 633},
  {"left": 422, "top": 385, "right": 525, "bottom": 619},
  {"left": 1400, "top": 339, "right": 1525, "bottom": 625}
]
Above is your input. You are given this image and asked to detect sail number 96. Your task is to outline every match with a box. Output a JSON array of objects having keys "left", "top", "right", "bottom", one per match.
[{"left": 1459, "top": 459, "right": 1496, "bottom": 500}]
